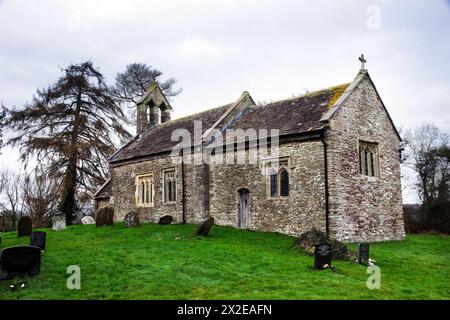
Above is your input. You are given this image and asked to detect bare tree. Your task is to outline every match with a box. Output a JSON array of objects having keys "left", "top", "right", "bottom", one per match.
[
  {"left": 404, "top": 123, "right": 449, "bottom": 205},
  {"left": 23, "top": 171, "right": 59, "bottom": 227},
  {"left": 112, "top": 63, "right": 181, "bottom": 125},
  {"left": 0, "top": 170, "right": 25, "bottom": 230}
]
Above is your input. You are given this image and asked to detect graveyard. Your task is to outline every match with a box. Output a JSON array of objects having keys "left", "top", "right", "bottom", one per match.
[{"left": 0, "top": 222, "right": 448, "bottom": 300}]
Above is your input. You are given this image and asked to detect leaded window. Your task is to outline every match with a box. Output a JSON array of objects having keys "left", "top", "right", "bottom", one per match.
[
  {"left": 136, "top": 174, "right": 154, "bottom": 207},
  {"left": 280, "top": 168, "right": 289, "bottom": 197},
  {"left": 270, "top": 171, "right": 278, "bottom": 197},
  {"left": 164, "top": 170, "right": 176, "bottom": 203},
  {"left": 359, "top": 141, "right": 379, "bottom": 177},
  {"left": 265, "top": 158, "right": 290, "bottom": 198}
]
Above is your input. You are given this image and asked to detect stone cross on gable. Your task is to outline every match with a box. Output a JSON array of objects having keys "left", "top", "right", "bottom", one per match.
[{"left": 359, "top": 54, "right": 367, "bottom": 70}]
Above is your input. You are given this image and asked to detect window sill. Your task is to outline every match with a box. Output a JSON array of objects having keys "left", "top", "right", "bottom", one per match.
[
  {"left": 266, "top": 196, "right": 289, "bottom": 201},
  {"left": 136, "top": 204, "right": 155, "bottom": 208},
  {"left": 359, "top": 175, "right": 379, "bottom": 182}
]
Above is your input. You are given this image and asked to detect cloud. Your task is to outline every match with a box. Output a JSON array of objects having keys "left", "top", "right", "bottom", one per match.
[
  {"left": 0, "top": 0, "right": 450, "bottom": 203},
  {"left": 173, "top": 37, "right": 241, "bottom": 62}
]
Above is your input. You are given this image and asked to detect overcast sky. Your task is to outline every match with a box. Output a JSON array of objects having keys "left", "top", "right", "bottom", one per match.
[{"left": 1, "top": 0, "right": 449, "bottom": 203}]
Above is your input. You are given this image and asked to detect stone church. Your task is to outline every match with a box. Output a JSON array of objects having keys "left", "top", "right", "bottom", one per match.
[{"left": 94, "top": 64, "right": 405, "bottom": 242}]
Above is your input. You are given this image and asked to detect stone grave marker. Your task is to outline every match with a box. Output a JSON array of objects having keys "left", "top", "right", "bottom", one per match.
[
  {"left": 30, "top": 231, "right": 46, "bottom": 251},
  {"left": 52, "top": 215, "right": 66, "bottom": 231},
  {"left": 314, "top": 242, "right": 332, "bottom": 270},
  {"left": 196, "top": 217, "right": 214, "bottom": 236},
  {"left": 158, "top": 215, "right": 173, "bottom": 225},
  {"left": 81, "top": 216, "right": 95, "bottom": 225},
  {"left": 358, "top": 243, "right": 370, "bottom": 265},
  {"left": 124, "top": 211, "right": 140, "bottom": 227},
  {"left": 0, "top": 246, "right": 41, "bottom": 280},
  {"left": 18, "top": 216, "right": 32, "bottom": 237}
]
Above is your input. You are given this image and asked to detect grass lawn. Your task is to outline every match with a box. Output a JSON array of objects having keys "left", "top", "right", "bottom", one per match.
[{"left": 0, "top": 223, "right": 449, "bottom": 300}]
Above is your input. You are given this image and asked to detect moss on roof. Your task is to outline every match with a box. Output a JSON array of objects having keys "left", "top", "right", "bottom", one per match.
[{"left": 327, "top": 83, "right": 350, "bottom": 109}]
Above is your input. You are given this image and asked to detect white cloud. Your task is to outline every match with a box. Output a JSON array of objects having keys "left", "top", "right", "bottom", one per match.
[
  {"left": 173, "top": 37, "right": 241, "bottom": 62},
  {"left": 0, "top": 0, "right": 449, "bottom": 204}
]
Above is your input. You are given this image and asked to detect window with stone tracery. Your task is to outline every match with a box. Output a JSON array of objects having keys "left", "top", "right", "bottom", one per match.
[
  {"left": 163, "top": 169, "right": 177, "bottom": 203},
  {"left": 359, "top": 141, "right": 379, "bottom": 177},
  {"left": 264, "top": 158, "right": 290, "bottom": 198},
  {"left": 135, "top": 174, "right": 154, "bottom": 207}
]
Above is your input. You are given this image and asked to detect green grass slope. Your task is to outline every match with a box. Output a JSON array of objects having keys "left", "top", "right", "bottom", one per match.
[{"left": 0, "top": 223, "right": 449, "bottom": 299}]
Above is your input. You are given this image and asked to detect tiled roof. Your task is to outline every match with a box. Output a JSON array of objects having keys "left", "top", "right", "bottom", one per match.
[
  {"left": 109, "top": 103, "right": 233, "bottom": 163},
  {"left": 225, "top": 84, "right": 349, "bottom": 137},
  {"left": 109, "top": 83, "right": 349, "bottom": 163}
]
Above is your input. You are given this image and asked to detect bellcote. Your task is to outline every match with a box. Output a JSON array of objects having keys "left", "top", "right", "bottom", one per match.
[{"left": 136, "top": 81, "right": 172, "bottom": 135}]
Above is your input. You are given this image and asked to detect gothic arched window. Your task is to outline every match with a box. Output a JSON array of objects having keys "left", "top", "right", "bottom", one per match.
[
  {"left": 136, "top": 174, "right": 154, "bottom": 207},
  {"left": 164, "top": 170, "right": 177, "bottom": 203},
  {"left": 145, "top": 181, "right": 150, "bottom": 204},
  {"left": 270, "top": 172, "right": 278, "bottom": 197},
  {"left": 359, "top": 141, "right": 379, "bottom": 177},
  {"left": 280, "top": 168, "right": 289, "bottom": 197},
  {"left": 266, "top": 158, "right": 290, "bottom": 198}
]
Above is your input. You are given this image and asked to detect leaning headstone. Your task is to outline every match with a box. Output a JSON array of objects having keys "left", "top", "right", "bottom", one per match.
[
  {"left": 30, "top": 231, "right": 46, "bottom": 251},
  {"left": 124, "top": 211, "right": 140, "bottom": 227},
  {"left": 18, "top": 216, "right": 32, "bottom": 237},
  {"left": 196, "top": 217, "right": 214, "bottom": 236},
  {"left": 52, "top": 215, "right": 66, "bottom": 231},
  {"left": 358, "top": 243, "right": 370, "bottom": 265},
  {"left": 158, "top": 215, "right": 173, "bottom": 225},
  {"left": 81, "top": 216, "right": 95, "bottom": 225},
  {"left": 96, "top": 206, "right": 114, "bottom": 227},
  {"left": 0, "top": 246, "right": 41, "bottom": 280},
  {"left": 314, "top": 242, "right": 332, "bottom": 270}
]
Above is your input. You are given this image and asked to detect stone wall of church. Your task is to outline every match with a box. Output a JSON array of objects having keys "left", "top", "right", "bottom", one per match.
[
  {"left": 109, "top": 141, "right": 327, "bottom": 236},
  {"left": 208, "top": 141, "right": 326, "bottom": 236},
  {"left": 110, "top": 154, "right": 195, "bottom": 224},
  {"left": 326, "top": 74, "right": 405, "bottom": 242}
]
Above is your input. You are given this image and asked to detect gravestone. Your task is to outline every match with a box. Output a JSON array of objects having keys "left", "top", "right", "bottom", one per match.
[
  {"left": 196, "top": 217, "right": 214, "bottom": 236},
  {"left": 158, "top": 215, "right": 173, "bottom": 225},
  {"left": 314, "top": 242, "right": 332, "bottom": 270},
  {"left": 52, "top": 215, "right": 66, "bottom": 231},
  {"left": 124, "top": 211, "right": 140, "bottom": 227},
  {"left": 81, "top": 216, "right": 95, "bottom": 225},
  {"left": 0, "top": 246, "right": 41, "bottom": 280},
  {"left": 30, "top": 231, "right": 46, "bottom": 251},
  {"left": 18, "top": 216, "right": 32, "bottom": 237},
  {"left": 358, "top": 243, "right": 370, "bottom": 265},
  {"left": 95, "top": 206, "right": 114, "bottom": 227}
]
